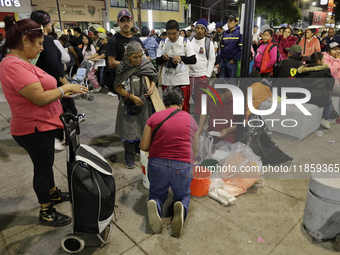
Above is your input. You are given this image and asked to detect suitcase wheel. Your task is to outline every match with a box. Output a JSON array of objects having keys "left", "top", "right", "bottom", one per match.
[
  {"left": 336, "top": 234, "right": 340, "bottom": 243},
  {"left": 61, "top": 234, "right": 85, "bottom": 253}
]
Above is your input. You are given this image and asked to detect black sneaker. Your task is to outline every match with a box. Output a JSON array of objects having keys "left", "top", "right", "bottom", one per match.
[
  {"left": 39, "top": 204, "right": 71, "bottom": 227},
  {"left": 125, "top": 154, "right": 135, "bottom": 169},
  {"left": 50, "top": 187, "right": 70, "bottom": 204},
  {"left": 77, "top": 113, "right": 86, "bottom": 123}
]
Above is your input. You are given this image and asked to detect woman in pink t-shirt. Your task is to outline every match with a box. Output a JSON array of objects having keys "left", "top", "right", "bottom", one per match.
[
  {"left": 140, "top": 86, "right": 199, "bottom": 238},
  {"left": 0, "top": 16, "right": 88, "bottom": 227}
]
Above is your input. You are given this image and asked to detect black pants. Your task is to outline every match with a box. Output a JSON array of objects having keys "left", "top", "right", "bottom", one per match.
[
  {"left": 104, "top": 69, "right": 116, "bottom": 92},
  {"left": 13, "top": 128, "right": 58, "bottom": 204},
  {"left": 124, "top": 142, "right": 139, "bottom": 155}
]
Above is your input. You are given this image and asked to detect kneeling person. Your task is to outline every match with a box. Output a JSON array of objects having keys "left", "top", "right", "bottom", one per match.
[{"left": 140, "top": 86, "right": 199, "bottom": 238}]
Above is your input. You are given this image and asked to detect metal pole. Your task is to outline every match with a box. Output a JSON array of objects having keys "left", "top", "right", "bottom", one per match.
[
  {"left": 208, "top": 0, "right": 221, "bottom": 24},
  {"left": 105, "top": 0, "right": 111, "bottom": 31},
  {"left": 56, "top": 0, "right": 62, "bottom": 32},
  {"left": 236, "top": 0, "right": 256, "bottom": 142}
]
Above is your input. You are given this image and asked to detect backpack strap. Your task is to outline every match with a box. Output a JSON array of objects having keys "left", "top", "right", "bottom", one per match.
[
  {"left": 151, "top": 109, "right": 181, "bottom": 143},
  {"left": 183, "top": 38, "right": 187, "bottom": 56},
  {"left": 205, "top": 37, "right": 210, "bottom": 60},
  {"left": 188, "top": 36, "right": 210, "bottom": 60}
]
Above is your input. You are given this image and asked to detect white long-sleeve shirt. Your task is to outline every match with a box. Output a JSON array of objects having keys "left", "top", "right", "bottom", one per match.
[
  {"left": 189, "top": 37, "right": 215, "bottom": 78},
  {"left": 53, "top": 39, "right": 70, "bottom": 64}
]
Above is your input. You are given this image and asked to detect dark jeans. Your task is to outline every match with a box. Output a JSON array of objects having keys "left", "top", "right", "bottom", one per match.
[
  {"left": 322, "top": 100, "right": 332, "bottom": 119},
  {"left": 13, "top": 128, "right": 58, "bottom": 204},
  {"left": 220, "top": 60, "right": 238, "bottom": 85},
  {"left": 124, "top": 141, "right": 139, "bottom": 155},
  {"left": 148, "top": 158, "right": 192, "bottom": 220}
]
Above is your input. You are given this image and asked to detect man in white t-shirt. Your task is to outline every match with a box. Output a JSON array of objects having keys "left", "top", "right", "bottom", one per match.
[
  {"left": 156, "top": 20, "right": 197, "bottom": 113},
  {"left": 188, "top": 18, "right": 215, "bottom": 121}
]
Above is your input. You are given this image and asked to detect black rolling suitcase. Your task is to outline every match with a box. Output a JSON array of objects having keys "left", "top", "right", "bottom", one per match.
[{"left": 59, "top": 113, "right": 116, "bottom": 253}]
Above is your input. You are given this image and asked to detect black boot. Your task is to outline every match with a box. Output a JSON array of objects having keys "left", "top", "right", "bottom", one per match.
[
  {"left": 50, "top": 187, "right": 70, "bottom": 204},
  {"left": 39, "top": 203, "right": 71, "bottom": 227}
]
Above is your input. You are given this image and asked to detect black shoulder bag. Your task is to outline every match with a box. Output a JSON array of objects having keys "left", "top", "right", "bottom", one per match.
[{"left": 151, "top": 109, "right": 181, "bottom": 143}]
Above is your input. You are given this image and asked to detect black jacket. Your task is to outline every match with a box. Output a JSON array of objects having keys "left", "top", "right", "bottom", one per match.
[
  {"left": 276, "top": 55, "right": 304, "bottom": 78},
  {"left": 273, "top": 55, "right": 304, "bottom": 96},
  {"left": 296, "top": 65, "right": 334, "bottom": 107}
]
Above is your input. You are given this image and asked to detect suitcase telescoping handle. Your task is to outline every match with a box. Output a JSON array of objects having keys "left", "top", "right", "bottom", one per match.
[{"left": 59, "top": 112, "right": 80, "bottom": 146}]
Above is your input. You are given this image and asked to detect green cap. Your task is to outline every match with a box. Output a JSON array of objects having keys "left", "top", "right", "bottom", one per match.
[{"left": 286, "top": 45, "right": 302, "bottom": 56}]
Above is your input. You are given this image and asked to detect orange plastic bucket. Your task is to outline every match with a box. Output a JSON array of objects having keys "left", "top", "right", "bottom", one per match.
[{"left": 190, "top": 166, "right": 212, "bottom": 197}]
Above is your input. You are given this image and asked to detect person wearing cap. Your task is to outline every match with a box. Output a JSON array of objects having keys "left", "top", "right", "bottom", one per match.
[
  {"left": 213, "top": 22, "right": 223, "bottom": 47},
  {"left": 188, "top": 18, "right": 215, "bottom": 121},
  {"left": 299, "top": 28, "right": 321, "bottom": 58},
  {"left": 97, "top": 27, "right": 106, "bottom": 34},
  {"left": 86, "top": 33, "right": 109, "bottom": 93},
  {"left": 156, "top": 19, "right": 197, "bottom": 113},
  {"left": 272, "top": 45, "right": 304, "bottom": 96},
  {"left": 323, "top": 42, "right": 340, "bottom": 96},
  {"left": 215, "top": 14, "right": 242, "bottom": 83},
  {"left": 321, "top": 28, "right": 340, "bottom": 52},
  {"left": 105, "top": 9, "right": 148, "bottom": 96},
  {"left": 140, "top": 26, "right": 159, "bottom": 69}
]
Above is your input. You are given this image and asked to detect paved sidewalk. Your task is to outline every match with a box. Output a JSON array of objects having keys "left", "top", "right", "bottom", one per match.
[{"left": 0, "top": 87, "right": 340, "bottom": 255}]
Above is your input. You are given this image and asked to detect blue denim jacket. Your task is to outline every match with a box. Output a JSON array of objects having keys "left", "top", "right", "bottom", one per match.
[{"left": 142, "top": 37, "right": 159, "bottom": 60}]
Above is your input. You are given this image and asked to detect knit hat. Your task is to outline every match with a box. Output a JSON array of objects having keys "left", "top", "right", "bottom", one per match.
[
  {"left": 141, "top": 26, "right": 150, "bottom": 37},
  {"left": 195, "top": 18, "right": 208, "bottom": 31}
]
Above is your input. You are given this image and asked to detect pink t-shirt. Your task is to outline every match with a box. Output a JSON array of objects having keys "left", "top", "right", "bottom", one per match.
[
  {"left": 146, "top": 108, "right": 198, "bottom": 164},
  {"left": 0, "top": 55, "right": 63, "bottom": 136}
]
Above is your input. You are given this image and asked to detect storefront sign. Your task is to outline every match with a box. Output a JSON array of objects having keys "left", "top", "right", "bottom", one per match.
[
  {"left": 0, "top": 0, "right": 31, "bottom": 13},
  {"left": 0, "top": 0, "right": 21, "bottom": 7},
  {"left": 32, "top": 0, "right": 104, "bottom": 22},
  {"left": 313, "top": 11, "right": 327, "bottom": 25}
]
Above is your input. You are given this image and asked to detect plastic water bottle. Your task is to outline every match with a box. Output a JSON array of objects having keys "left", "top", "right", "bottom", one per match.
[{"left": 316, "top": 131, "right": 323, "bottom": 138}]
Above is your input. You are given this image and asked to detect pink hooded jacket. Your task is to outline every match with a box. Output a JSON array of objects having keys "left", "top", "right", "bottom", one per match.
[{"left": 323, "top": 52, "right": 340, "bottom": 85}]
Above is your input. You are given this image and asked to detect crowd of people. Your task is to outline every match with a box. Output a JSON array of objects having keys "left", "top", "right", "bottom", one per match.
[{"left": 1, "top": 9, "right": 340, "bottom": 238}]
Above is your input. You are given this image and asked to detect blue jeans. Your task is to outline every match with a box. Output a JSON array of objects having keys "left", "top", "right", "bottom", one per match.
[
  {"left": 148, "top": 158, "right": 192, "bottom": 220},
  {"left": 99, "top": 67, "right": 104, "bottom": 86},
  {"left": 220, "top": 60, "right": 238, "bottom": 84},
  {"left": 322, "top": 99, "right": 332, "bottom": 119}
]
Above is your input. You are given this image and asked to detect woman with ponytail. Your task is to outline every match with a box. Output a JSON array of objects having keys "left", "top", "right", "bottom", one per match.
[
  {"left": 296, "top": 52, "right": 334, "bottom": 129},
  {"left": 0, "top": 15, "right": 89, "bottom": 227}
]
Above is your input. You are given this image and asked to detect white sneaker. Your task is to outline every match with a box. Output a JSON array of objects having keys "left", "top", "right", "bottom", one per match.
[
  {"left": 321, "top": 118, "right": 330, "bottom": 129},
  {"left": 93, "top": 86, "right": 102, "bottom": 93},
  {"left": 171, "top": 201, "right": 184, "bottom": 238},
  {"left": 147, "top": 200, "right": 163, "bottom": 234},
  {"left": 54, "top": 139, "right": 65, "bottom": 151},
  {"left": 107, "top": 91, "right": 117, "bottom": 97}
]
